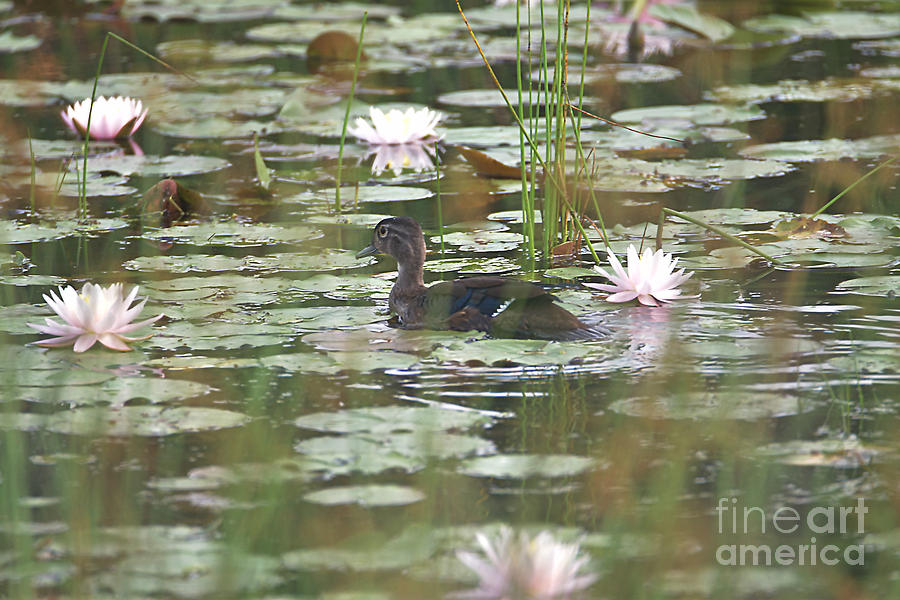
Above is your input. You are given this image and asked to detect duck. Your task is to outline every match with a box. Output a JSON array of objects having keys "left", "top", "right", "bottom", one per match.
[{"left": 357, "top": 216, "right": 599, "bottom": 340}]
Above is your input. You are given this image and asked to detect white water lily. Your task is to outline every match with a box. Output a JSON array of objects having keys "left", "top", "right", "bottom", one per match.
[
  {"left": 368, "top": 142, "right": 436, "bottom": 176},
  {"left": 349, "top": 106, "right": 443, "bottom": 145},
  {"left": 61, "top": 96, "right": 148, "bottom": 140},
  {"left": 585, "top": 245, "right": 693, "bottom": 307},
  {"left": 28, "top": 283, "right": 163, "bottom": 352},
  {"left": 456, "top": 527, "right": 597, "bottom": 599}
]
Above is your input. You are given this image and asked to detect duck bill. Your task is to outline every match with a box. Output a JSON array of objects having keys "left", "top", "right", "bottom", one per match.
[{"left": 356, "top": 244, "right": 378, "bottom": 258}]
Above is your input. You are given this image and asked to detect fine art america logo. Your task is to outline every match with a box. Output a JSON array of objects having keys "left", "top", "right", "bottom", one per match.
[{"left": 715, "top": 497, "right": 868, "bottom": 566}]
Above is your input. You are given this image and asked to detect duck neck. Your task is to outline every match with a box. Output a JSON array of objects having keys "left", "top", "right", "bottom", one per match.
[{"left": 395, "top": 236, "right": 426, "bottom": 292}]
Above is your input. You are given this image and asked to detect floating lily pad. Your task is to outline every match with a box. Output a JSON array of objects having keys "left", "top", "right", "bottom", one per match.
[
  {"left": 18, "top": 377, "right": 213, "bottom": 408},
  {"left": 459, "top": 454, "right": 595, "bottom": 479},
  {"left": 289, "top": 185, "right": 433, "bottom": 204},
  {"left": 611, "top": 103, "right": 766, "bottom": 126},
  {"left": 836, "top": 276, "right": 900, "bottom": 297},
  {"left": 610, "top": 392, "right": 814, "bottom": 421},
  {"left": 744, "top": 12, "right": 900, "bottom": 40},
  {"left": 296, "top": 405, "right": 490, "bottom": 435},
  {"left": 262, "top": 350, "right": 419, "bottom": 373},
  {"left": 757, "top": 438, "right": 883, "bottom": 468},
  {"left": 740, "top": 134, "right": 900, "bottom": 162},
  {"left": 141, "top": 222, "right": 323, "bottom": 246},
  {"left": 282, "top": 524, "right": 437, "bottom": 572},
  {"left": 296, "top": 431, "right": 495, "bottom": 477},
  {"left": 303, "top": 484, "right": 425, "bottom": 507},
  {"left": 153, "top": 117, "right": 288, "bottom": 139},
  {"left": 434, "top": 339, "right": 594, "bottom": 366},
  {"left": 432, "top": 231, "right": 523, "bottom": 252},
  {"left": 45, "top": 406, "right": 251, "bottom": 436},
  {"left": 707, "top": 79, "right": 878, "bottom": 104},
  {"left": 78, "top": 154, "right": 230, "bottom": 177},
  {"left": 0, "top": 30, "right": 41, "bottom": 53},
  {"left": 650, "top": 3, "right": 735, "bottom": 41}
]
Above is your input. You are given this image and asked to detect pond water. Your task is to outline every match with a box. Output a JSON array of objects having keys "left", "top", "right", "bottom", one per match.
[{"left": 1, "top": 0, "right": 899, "bottom": 598}]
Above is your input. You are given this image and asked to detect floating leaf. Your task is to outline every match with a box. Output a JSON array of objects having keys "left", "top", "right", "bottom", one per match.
[
  {"left": 303, "top": 484, "right": 425, "bottom": 507},
  {"left": 836, "top": 276, "right": 900, "bottom": 297},
  {"left": 610, "top": 392, "right": 815, "bottom": 420},
  {"left": 295, "top": 405, "right": 490, "bottom": 435},
  {"left": 744, "top": 12, "right": 900, "bottom": 40},
  {"left": 434, "top": 339, "right": 594, "bottom": 366},
  {"left": 459, "top": 454, "right": 595, "bottom": 479},
  {"left": 611, "top": 103, "right": 766, "bottom": 126},
  {"left": 46, "top": 406, "right": 250, "bottom": 436},
  {"left": 650, "top": 3, "right": 735, "bottom": 41}
]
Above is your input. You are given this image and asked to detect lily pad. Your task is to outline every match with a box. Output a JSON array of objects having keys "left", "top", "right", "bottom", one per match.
[
  {"left": 458, "top": 454, "right": 595, "bottom": 479},
  {"left": 434, "top": 339, "right": 594, "bottom": 366},
  {"left": 303, "top": 484, "right": 425, "bottom": 507},
  {"left": 141, "top": 222, "right": 323, "bottom": 246},
  {"left": 757, "top": 438, "right": 883, "bottom": 468},
  {"left": 744, "top": 12, "right": 900, "bottom": 40},
  {"left": 289, "top": 185, "right": 433, "bottom": 205},
  {"left": 295, "top": 405, "right": 490, "bottom": 435},
  {"left": 836, "top": 276, "right": 900, "bottom": 297},
  {"left": 740, "top": 134, "right": 900, "bottom": 162},
  {"left": 610, "top": 392, "right": 815, "bottom": 421},
  {"left": 45, "top": 406, "right": 251, "bottom": 436},
  {"left": 611, "top": 103, "right": 766, "bottom": 126}
]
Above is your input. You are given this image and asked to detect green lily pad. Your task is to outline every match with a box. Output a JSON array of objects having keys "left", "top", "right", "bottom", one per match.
[
  {"left": 757, "top": 438, "right": 883, "bottom": 468},
  {"left": 650, "top": 3, "right": 735, "bottom": 41},
  {"left": 740, "top": 134, "right": 900, "bottom": 162},
  {"left": 610, "top": 392, "right": 815, "bottom": 421},
  {"left": 141, "top": 222, "right": 323, "bottom": 246},
  {"left": 425, "top": 257, "right": 520, "bottom": 275},
  {"left": 303, "top": 484, "right": 425, "bottom": 507},
  {"left": 432, "top": 231, "right": 523, "bottom": 252},
  {"left": 289, "top": 185, "right": 433, "bottom": 205},
  {"left": 295, "top": 405, "right": 490, "bottom": 435},
  {"left": 458, "top": 454, "right": 595, "bottom": 479},
  {"left": 434, "top": 339, "right": 594, "bottom": 366},
  {"left": 611, "top": 103, "right": 766, "bottom": 126},
  {"left": 744, "top": 12, "right": 900, "bottom": 40},
  {"left": 18, "top": 377, "right": 213, "bottom": 407},
  {"left": 262, "top": 350, "right": 419, "bottom": 373},
  {"left": 836, "top": 276, "right": 900, "bottom": 297},
  {"left": 283, "top": 524, "right": 437, "bottom": 572},
  {"left": 707, "top": 79, "right": 877, "bottom": 104},
  {"left": 153, "top": 117, "right": 288, "bottom": 139},
  {"left": 45, "top": 406, "right": 251, "bottom": 436},
  {"left": 296, "top": 432, "right": 495, "bottom": 477},
  {"left": 78, "top": 154, "right": 230, "bottom": 178},
  {"left": 0, "top": 30, "right": 41, "bottom": 53}
]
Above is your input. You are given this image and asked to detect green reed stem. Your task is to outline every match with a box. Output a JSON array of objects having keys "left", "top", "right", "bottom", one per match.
[
  {"left": 435, "top": 141, "right": 444, "bottom": 257},
  {"left": 515, "top": 0, "right": 535, "bottom": 262},
  {"left": 27, "top": 131, "right": 35, "bottom": 218},
  {"left": 809, "top": 154, "right": 897, "bottom": 219},
  {"left": 335, "top": 12, "right": 367, "bottom": 212},
  {"left": 659, "top": 207, "right": 782, "bottom": 264}
]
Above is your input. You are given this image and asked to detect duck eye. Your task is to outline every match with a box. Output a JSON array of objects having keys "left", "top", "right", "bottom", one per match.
[{"left": 377, "top": 226, "right": 388, "bottom": 238}]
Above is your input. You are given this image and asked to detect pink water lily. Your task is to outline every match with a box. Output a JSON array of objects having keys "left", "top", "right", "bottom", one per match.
[
  {"left": 455, "top": 527, "right": 597, "bottom": 599},
  {"left": 349, "top": 106, "right": 443, "bottom": 145},
  {"left": 61, "top": 96, "right": 148, "bottom": 140},
  {"left": 586, "top": 245, "right": 693, "bottom": 307},
  {"left": 28, "top": 283, "right": 163, "bottom": 352}
]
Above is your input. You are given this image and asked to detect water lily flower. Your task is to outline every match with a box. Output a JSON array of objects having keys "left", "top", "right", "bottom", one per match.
[
  {"left": 349, "top": 106, "right": 443, "bottom": 145},
  {"left": 456, "top": 527, "right": 597, "bottom": 599},
  {"left": 368, "top": 142, "right": 436, "bottom": 176},
  {"left": 27, "top": 283, "right": 163, "bottom": 352},
  {"left": 585, "top": 245, "right": 693, "bottom": 307},
  {"left": 61, "top": 96, "right": 148, "bottom": 140}
]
